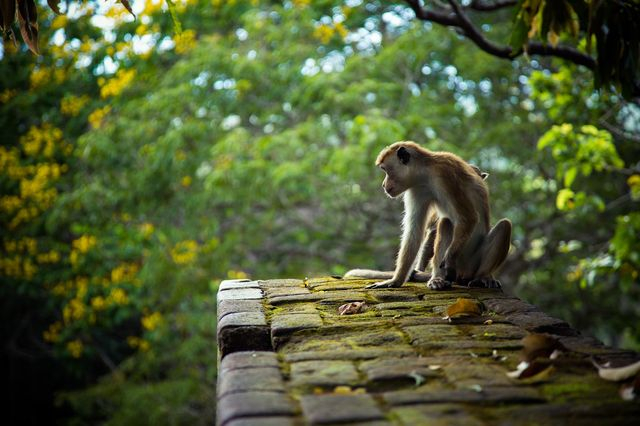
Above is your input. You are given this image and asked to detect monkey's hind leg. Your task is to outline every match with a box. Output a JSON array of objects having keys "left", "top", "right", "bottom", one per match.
[
  {"left": 468, "top": 219, "right": 512, "bottom": 289},
  {"left": 428, "top": 218, "right": 454, "bottom": 290}
]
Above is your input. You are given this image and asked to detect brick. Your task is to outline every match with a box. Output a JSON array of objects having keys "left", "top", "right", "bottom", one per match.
[
  {"left": 218, "top": 367, "right": 285, "bottom": 397},
  {"left": 389, "top": 404, "right": 484, "bottom": 426},
  {"left": 384, "top": 386, "right": 545, "bottom": 406},
  {"left": 271, "top": 313, "right": 323, "bottom": 337},
  {"left": 226, "top": 418, "right": 297, "bottom": 426},
  {"left": 219, "top": 280, "right": 260, "bottom": 291},
  {"left": 360, "top": 357, "right": 440, "bottom": 384},
  {"left": 290, "top": 360, "right": 361, "bottom": 387},
  {"left": 218, "top": 312, "right": 271, "bottom": 358},
  {"left": 259, "top": 279, "right": 304, "bottom": 288},
  {"left": 218, "top": 299, "right": 264, "bottom": 322},
  {"left": 300, "top": 394, "right": 384, "bottom": 424},
  {"left": 218, "top": 312, "right": 267, "bottom": 330},
  {"left": 219, "top": 351, "right": 279, "bottom": 374},
  {"left": 441, "top": 363, "right": 513, "bottom": 387},
  {"left": 217, "top": 391, "right": 296, "bottom": 426},
  {"left": 284, "top": 347, "right": 417, "bottom": 362},
  {"left": 266, "top": 287, "right": 311, "bottom": 297},
  {"left": 217, "top": 288, "right": 263, "bottom": 303},
  {"left": 483, "top": 298, "right": 539, "bottom": 315}
]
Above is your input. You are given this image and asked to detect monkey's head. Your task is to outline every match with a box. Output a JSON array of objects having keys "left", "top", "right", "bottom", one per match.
[{"left": 376, "top": 141, "right": 421, "bottom": 198}]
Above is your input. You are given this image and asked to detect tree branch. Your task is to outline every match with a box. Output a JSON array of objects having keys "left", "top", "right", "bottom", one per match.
[
  {"left": 469, "top": 0, "right": 518, "bottom": 12},
  {"left": 404, "top": 0, "right": 596, "bottom": 70}
]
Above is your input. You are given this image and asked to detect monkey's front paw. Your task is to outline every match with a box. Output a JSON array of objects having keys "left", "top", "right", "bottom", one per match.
[
  {"left": 366, "top": 279, "right": 403, "bottom": 289},
  {"left": 427, "top": 277, "right": 451, "bottom": 291},
  {"left": 468, "top": 277, "right": 502, "bottom": 289}
]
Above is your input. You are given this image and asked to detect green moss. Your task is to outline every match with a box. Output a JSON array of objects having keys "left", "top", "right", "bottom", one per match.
[{"left": 541, "top": 378, "right": 612, "bottom": 402}]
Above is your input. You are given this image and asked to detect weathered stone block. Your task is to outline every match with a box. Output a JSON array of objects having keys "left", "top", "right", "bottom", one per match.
[
  {"left": 266, "top": 287, "right": 311, "bottom": 297},
  {"left": 389, "top": 403, "right": 484, "bottom": 426},
  {"left": 218, "top": 312, "right": 271, "bottom": 358},
  {"left": 226, "top": 416, "right": 300, "bottom": 426},
  {"left": 284, "top": 347, "right": 417, "bottom": 362},
  {"left": 219, "top": 351, "right": 280, "bottom": 374},
  {"left": 259, "top": 279, "right": 304, "bottom": 288},
  {"left": 300, "top": 394, "right": 384, "bottom": 424},
  {"left": 290, "top": 360, "right": 361, "bottom": 387},
  {"left": 219, "top": 279, "right": 260, "bottom": 291},
  {"left": 360, "top": 357, "right": 440, "bottom": 384},
  {"left": 384, "top": 386, "right": 545, "bottom": 406},
  {"left": 225, "top": 417, "right": 297, "bottom": 426},
  {"left": 271, "top": 313, "right": 323, "bottom": 337},
  {"left": 483, "top": 298, "right": 539, "bottom": 315},
  {"left": 218, "top": 367, "right": 285, "bottom": 397},
  {"left": 442, "top": 363, "right": 513, "bottom": 387},
  {"left": 216, "top": 391, "right": 296, "bottom": 426},
  {"left": 217, "top": 288, "right": 263, "bottom": 303},
  {"left": 218, "top": 299, "right": 264, "bottom": 322}
]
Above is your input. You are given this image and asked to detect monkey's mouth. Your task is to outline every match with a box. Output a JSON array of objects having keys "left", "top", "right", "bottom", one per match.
[{"left": 384, "top": 187, "right": 401, "bottom": 198}]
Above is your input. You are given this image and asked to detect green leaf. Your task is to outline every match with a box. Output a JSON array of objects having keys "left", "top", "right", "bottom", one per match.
[{"left": 563, "top": 166, "right": 577, "bottom": 188}]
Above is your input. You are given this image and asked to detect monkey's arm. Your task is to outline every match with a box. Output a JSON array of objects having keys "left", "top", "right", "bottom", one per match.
[
  {"left": 367, "top": 193, "right": 430, "bottom": 289},
  {"left": 415, "top": 213, "right": 438, "bottom": 271}
]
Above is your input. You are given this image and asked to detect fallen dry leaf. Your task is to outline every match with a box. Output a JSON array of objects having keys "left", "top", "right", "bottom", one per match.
[
  {"left": 338, "top": 301, "right": 367, "bottom": 315},
  {"left": 520, "top": 333, "right": 566, "bottom": 362},
  {"left": 483, "top": 319, "right": 494, "bottom": 325},
  {"left": 443, "top": 298, "right": 483, "bottom": 321},
  {"left": 592, "top": 358, "right": 640, "bottom": 382}
]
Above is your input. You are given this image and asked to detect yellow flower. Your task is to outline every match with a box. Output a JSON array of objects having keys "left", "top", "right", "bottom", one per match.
[
  {"left": 138, "top": 340, "right": 150, "bottom": 352},
  {"left": 181, "top": 175, "right": 192, "bottom": 187},
  {"left": 88, "top": 106, "right": 112, "bottom": 129},
  {"left": 334, "top": 22, "right": 348, "bottom": 39},
  {"left": 63, "top": 298, "right": 86, "bottom": 323},
  {"left": 0, "top": 89, "right": 17, "bottom": 103},
  {"left": 43, "top": 321, "right": 63, "bottom": 343},
  {"left": 174, "top": 29, "right": 197, "bottom": 54},
  {"left": 110, "top": 263, "right": 139, "bottom": 283},
  {"left": 30, "top": 67, "right": 51, "bottom": 89},
  {"left": 51, "top": 14, "right": 68, "bottom": 30},
  {"left": 141, "top": 311, "right": 163, "bottom": 331},
  {"left": 20, "top": 124, "right": 65, "bottom": 158},
  {"left": 100, "top": 69, "right": 136, "bottom": 99},
  {"left": 127, "top": 335, "right": 141, "bottom": 348},
  {"left": 170, "top": 240, "right": 199, "bottom": 264},
  {"left": 139, "top": 222, "right": 155, "bottom": 239},
  {"left": 107, "top": 288, "right": 129, "bottom": 305},
  {"left": 61, "top": 95, "right": 90, "bottom": 116},
  {"left": 314, "top": 24, "right": 335, "bottom": 44},
  {"left": 91, "top": 296, "right": 106, "bottom": 311},
  {"left": 72, "top": 235, "right": 97, "bottom": 253},
  {"left": 66, "top": 339, "right": 83, "bottom": 358}
]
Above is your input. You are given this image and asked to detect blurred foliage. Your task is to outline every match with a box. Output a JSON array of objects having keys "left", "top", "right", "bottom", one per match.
[{"left": 1, "top": 0, "right": 639, "bottom": 424}]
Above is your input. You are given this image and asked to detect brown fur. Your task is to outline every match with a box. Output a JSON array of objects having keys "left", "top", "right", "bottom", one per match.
[{"left": 346, "top": 141, "right": 511, "bottom": 290}]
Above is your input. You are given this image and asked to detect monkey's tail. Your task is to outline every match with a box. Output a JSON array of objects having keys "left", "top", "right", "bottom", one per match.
[{"left": 343, "top": 269, "right": 431, "bottom": 282}]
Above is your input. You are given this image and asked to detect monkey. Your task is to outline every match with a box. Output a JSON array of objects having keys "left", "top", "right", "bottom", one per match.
[
  {"left": 346, "top": 165, "right": 489, "bottom": 283},
  {"left": 344, "top": 141, "right": 511, "bottom": 290}
]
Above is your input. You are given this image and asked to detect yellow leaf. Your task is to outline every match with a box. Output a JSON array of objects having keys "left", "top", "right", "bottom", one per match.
[{"left": 444, "top": 298, "right": 483, "bottom": 320}]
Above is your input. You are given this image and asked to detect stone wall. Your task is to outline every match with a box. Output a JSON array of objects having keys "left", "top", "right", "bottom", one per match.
[{"left": 216, "top": 277, "right": 640, "bottom": 425}]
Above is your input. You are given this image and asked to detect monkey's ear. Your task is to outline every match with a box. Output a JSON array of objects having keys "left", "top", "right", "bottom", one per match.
[
  {"left": 397, "top": 147, "right": 410, "bottom": 165},
  {"left": 481, "top": 172, "right": 489, "bottom": 180}
]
